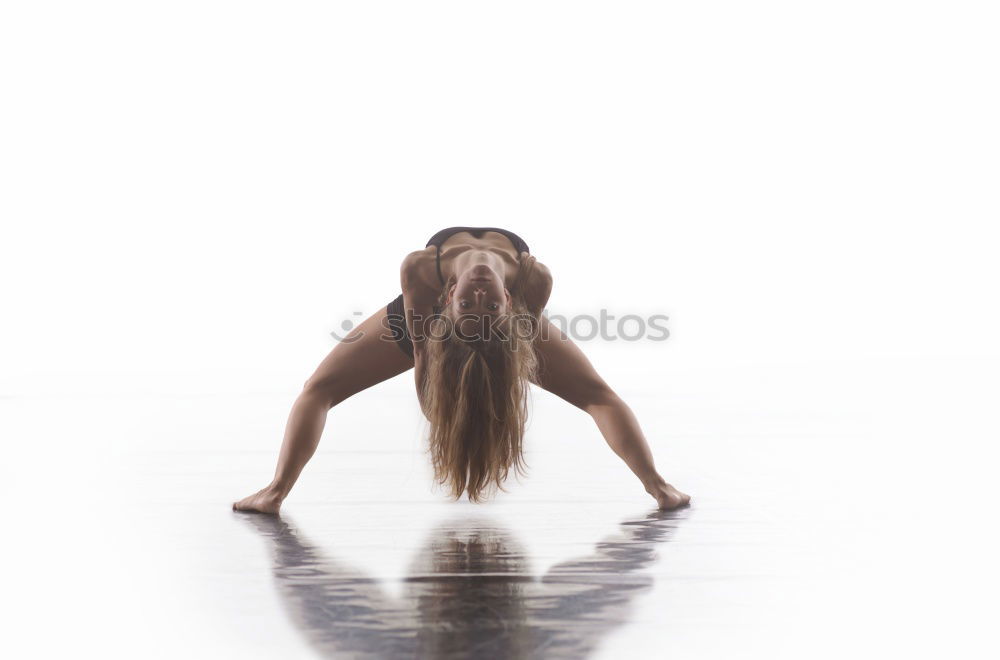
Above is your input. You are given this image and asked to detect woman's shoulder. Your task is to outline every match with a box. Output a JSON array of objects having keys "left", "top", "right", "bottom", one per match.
[
  {"left": 522, "top": 252, "right": 550, "bottom": 278},
  {"left": 401, "top": 246, "right": 436, "bottom": 265},
  {"left": 517, "top": 252, "right": 551, "bottom": 285},
  {"left": 516, "top": 253, "right": 552, "bottom": 315},
  {"left": 400, "top": 247, "right": 436, "bottom": 282},
  {"left": 400, "top": 248, "right": 442, "bottom": 303}
]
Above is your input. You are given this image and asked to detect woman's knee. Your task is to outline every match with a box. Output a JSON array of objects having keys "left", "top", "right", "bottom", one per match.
[{"left": 301, "top": 375, "right": 344, "bottom": 409}]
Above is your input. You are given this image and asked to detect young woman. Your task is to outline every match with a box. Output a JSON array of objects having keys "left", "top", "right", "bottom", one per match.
[{"left": 232, "top": 227, "right": 690, "bottom": 514}]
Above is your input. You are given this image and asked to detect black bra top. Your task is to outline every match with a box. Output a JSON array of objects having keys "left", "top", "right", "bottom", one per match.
[{"left": 425, "top": 227, "right": 530, "bottom": 286}]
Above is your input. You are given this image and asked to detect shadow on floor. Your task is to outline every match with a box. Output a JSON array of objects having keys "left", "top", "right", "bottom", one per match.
[{"left": 237, "top": 508, "right": 686, "bottom": 659}]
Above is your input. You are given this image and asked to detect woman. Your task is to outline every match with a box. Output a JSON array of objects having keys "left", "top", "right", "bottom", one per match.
[{"left": 233, "top": 227, "right": 690, "bottom": 514}]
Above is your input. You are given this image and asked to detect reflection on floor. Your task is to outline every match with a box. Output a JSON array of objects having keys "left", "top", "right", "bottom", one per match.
[
  {"left": 7, "top": 360, "right": 997, "bottom": 658},
  {"left": 238, "top": 510, "right": 685, "bottom": 659}
]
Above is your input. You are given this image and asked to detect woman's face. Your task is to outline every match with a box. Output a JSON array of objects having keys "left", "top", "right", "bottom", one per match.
[{"left": 447, "top": 263, "right": 510, "bottom": 337}]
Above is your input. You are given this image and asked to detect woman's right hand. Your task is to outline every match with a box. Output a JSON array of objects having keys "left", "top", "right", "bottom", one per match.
[{"left": 232, "top": 485, "right": 284, "bottom": 514}]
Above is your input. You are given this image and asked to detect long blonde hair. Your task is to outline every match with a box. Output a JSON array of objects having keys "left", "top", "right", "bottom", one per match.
[{"left": 420, "top": 256, "right": 540, "bottom": 502}]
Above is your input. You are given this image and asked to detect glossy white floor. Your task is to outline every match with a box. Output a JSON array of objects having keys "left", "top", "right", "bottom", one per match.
[{"left": 4, "top": 356, "right": 998, "bottom": 659}]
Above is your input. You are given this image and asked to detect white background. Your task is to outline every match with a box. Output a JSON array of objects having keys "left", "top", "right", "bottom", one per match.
[{"left": 2, "top": 2, "right": 998, "bottom": 658}]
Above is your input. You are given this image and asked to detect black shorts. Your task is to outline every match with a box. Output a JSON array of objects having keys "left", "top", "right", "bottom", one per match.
[{"left": 385, "top": 294, "right": 414, "bottom": 359}]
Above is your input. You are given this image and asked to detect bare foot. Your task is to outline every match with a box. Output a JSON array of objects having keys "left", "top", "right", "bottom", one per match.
[
  {"left": 646, "top": 481, "right": 691, "bottom": 511},
  {"left": 232, "top": 485, "right": 284, "bottom": 514}
]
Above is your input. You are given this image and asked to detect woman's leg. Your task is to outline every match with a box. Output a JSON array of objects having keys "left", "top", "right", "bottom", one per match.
[
  {"left": 233, "top": 306, "right": 414, "bottom": 513},
  {"left": 531, "top": 317, "right": 690, "bottom": 510}
]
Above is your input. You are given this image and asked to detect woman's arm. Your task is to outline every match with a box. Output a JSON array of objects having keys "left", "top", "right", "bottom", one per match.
[
  {"left": 530, "top": 315, "right": 691, "bottom": 510},
  {"left": 232, "top": 307, "right": 415, "bottom": 514},
  {"left": 517, "top": 253, "right": 553, "bottom": 318},
  {"left": 399, "top": 249, "right": 441, "bottom": 343},
  {"left": 400, "top": 249, "right": 442, "bottom": 410}
]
